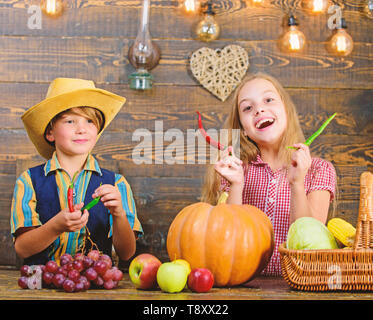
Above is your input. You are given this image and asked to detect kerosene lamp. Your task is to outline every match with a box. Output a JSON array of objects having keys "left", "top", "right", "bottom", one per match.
[{"left": 128, "top": 0, "right": 161, "bottom": 90}]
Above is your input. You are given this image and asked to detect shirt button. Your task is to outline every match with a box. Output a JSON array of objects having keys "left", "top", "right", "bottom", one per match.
[{"left": 268, "top": 198, "right": 275, "bottom": 203}]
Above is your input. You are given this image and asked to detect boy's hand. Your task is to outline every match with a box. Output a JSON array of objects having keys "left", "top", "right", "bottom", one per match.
[
  {"left": 288, "top": 143, "right": 312, "bottom": 186},
  {"left": 214, "top": 146, "right": 244, "bottom": 187},
  {"left": 92, "top": 184, "right": 124, "bottom": 217},
  {"left": 53, "top": 202, "right": 89, "bottom": 234}
]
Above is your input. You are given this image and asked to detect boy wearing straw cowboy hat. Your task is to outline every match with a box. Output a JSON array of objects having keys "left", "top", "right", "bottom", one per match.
[{"left": 10, "top": 78, "right": 143, "bottom": 265}]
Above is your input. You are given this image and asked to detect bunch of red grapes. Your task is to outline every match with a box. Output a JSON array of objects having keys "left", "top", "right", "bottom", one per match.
[{"left": 18, "top": 250, "right": 123, "bottom": 293}]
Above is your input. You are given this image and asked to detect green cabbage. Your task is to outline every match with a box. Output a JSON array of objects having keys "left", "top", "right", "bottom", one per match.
[{"left": 286, "top": 217, "right": 338, "bottom": 250}]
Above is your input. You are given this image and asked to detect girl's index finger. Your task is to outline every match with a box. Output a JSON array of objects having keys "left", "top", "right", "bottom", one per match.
[
  {"left": 292, "top": 143, "right": 304, "bottom": 149},
  {"left": 225, "top": 146, "right": 242, "bottom": 164}
]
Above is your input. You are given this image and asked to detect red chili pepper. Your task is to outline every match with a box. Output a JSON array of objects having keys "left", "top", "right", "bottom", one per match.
[
  {"left": 196, "top": 111, "right": 233, "bottom": 156},
  {"left": 68, "top": 171, "right": 78, "bottom": 212},
  {"left": 196, "top": 111, "right": 227, "bottom": 151}
]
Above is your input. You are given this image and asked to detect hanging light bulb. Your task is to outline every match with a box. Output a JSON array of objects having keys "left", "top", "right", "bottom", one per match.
[
  {"left": 128, "top": 0, "right": 160, "bottom": 90},
  {"left": 303, "top": 0, "right": 329, "bottom": 14},
  {"left": 179, "top": 0, "right": 201, "bottom": 15},
  {"left": 327, "top": 18, "right": 353, "bottom": 56},
  {"left": 40, "top": 0, "right": 64, "bottom": 17},
  {"left": 364, "top": 0, "right": 373, "bottom": 19},
  {"left": 279, "top": 15, "right": 306, "bottom": 53},
  {"left": 249, "top": 0, "right": 264, "bottom": 6},
  {"left": 194, "top": 1, "right": 220, "bottom": 42}
]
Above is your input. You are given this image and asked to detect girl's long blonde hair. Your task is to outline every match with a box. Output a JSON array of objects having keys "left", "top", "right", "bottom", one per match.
[{"left": 201, "top": 72, "right": 305, "bottom": 205}]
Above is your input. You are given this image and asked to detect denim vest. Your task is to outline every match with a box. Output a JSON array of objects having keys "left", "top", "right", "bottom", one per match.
[{"left": 24, "top": 164, "right": 115, "bottom": 265}]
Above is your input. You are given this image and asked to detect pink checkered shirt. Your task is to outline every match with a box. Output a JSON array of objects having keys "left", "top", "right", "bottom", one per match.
[{"left": 220, "top": 155, "right": 336, "bottom": 276}]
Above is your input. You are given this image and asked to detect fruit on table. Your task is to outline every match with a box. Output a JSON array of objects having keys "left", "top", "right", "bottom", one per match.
[
  {"left": 17, "top": 250, "right": 123, "bottom": 293},
  {"left": 129, "top": 253, "right": 162, "bottom": 290},
  {"left": 45, "top": 260, "right": 58, "bottom": 273},
  {"left": 156, "top": 262, "right": 189, "bottom": 293},
  {"left": 286, "top": 217, "right": 338, "bottom": 250},
  {"left": 172, "top": 258, "right": 191, "bottom": 289},
  {"left": 167, "top": 202, "right": 274, "bottom": 287},
  {"left": 188, "top": 268, "right": 214, "bottom": 293},
  {"left": 327, "top": 217, "right": 356, "bottom": 247},
  {"left": 87, "top": 250, "right": 100, "bottom": 261},
  {"left": 20, "top": 265, "right": 32, "bottom": 277},
  {"left": 18, "top": 276, "right": 29, "bottom": 289},
  {"left": 172, "top": 259, "right": 191, "bottom": 275},
  {"left": 18, "top": 265, "right": 43, "bottom": 290}
]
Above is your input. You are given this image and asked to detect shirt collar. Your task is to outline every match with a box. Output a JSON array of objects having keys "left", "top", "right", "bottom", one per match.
[
  {"left": 43, "top": 151, "right": 102, "bottom": 176},
  {"left": 251, "top": 154, "right": 266, "bottom": 166},
  {"left": 250, "top": 154, "right": 288, "bottom": 174}
]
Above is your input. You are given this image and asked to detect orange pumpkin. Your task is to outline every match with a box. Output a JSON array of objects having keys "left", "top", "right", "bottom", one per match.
[{"left": 167, "top": 202, "right": 274, "bottom": 287}]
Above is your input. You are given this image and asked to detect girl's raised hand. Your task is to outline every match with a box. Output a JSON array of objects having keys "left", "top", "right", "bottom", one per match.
[
  {"left": 288, "top": 143, "right": 312, "bottom": 186},
  {"left": 214, "top": 146, "right": 244, "bottom": 186}
]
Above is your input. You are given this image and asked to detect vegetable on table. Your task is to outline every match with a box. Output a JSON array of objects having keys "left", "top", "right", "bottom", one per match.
[
  {"left": 286, "top": 217, "right": 338, "bottom": 250},
  {"left": 327, "top": 218, "right": 356, "bottom": 247},
  {"left": 166, "top": 194, "right": 274, "bottom": 287},
  {"left": 287, "top": 112, "right": 337, "bottom": 150}
]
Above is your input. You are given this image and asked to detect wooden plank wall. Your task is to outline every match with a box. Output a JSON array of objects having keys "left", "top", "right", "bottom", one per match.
[{"left": 0, "top": 0, "right": 372, "bottom": 266}]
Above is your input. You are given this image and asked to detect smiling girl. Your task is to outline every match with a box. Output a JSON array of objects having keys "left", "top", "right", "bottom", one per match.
[{"left": 201, "top": 72, "right": 336, "bottom": 275}]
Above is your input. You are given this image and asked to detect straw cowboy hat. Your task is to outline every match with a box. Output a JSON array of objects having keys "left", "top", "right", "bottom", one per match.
[{"left": 22, "top": 77, "right": 126, "bottom": 159}]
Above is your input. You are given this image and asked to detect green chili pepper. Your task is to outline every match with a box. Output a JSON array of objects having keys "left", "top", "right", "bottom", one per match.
[
  {"left": 286, "top": 112, "right": 337, "bottom": 150},
  {"left": 82, "top": 183, "right": 102, "bottom": 212},
  {"left": 82, "top": 196, "right": 101, "bottom": 211}
]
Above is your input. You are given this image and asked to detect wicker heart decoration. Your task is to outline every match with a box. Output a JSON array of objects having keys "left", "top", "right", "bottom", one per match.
[{"left": 190, "top": 45, "right": 249, "bottom": 102}]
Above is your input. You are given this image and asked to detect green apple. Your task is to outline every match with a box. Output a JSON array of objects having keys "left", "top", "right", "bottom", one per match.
[
  {"left": 156, "top": 262, "right": 188, "bottom": 293},
  {"left": 172, "top": 259, "right": 191, "bottom": 275},
  {"left": 172, "top": 259, "right": 191, "bottom": 289}
]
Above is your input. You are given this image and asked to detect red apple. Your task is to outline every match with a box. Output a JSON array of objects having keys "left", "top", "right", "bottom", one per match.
[
  {"left": 187, "top": 268, "right": 214, "bottom": 293},
  {"left": 129, "top": 253, "right": 162, "bottom": 290}
]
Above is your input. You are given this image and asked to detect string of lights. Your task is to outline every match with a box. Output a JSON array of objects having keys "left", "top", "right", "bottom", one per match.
[{"left": 178, "top": 0, "right": 369, "bottom": 56}]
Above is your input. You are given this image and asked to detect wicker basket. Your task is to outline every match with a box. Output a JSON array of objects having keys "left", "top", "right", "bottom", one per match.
[{"left": 279, "top": 171, "right": 373, "bottom": 291}]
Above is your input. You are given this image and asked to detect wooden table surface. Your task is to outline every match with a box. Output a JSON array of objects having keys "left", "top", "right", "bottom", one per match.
[{"left": 1, "top": 267, "right": 373, "bottom": 301}]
